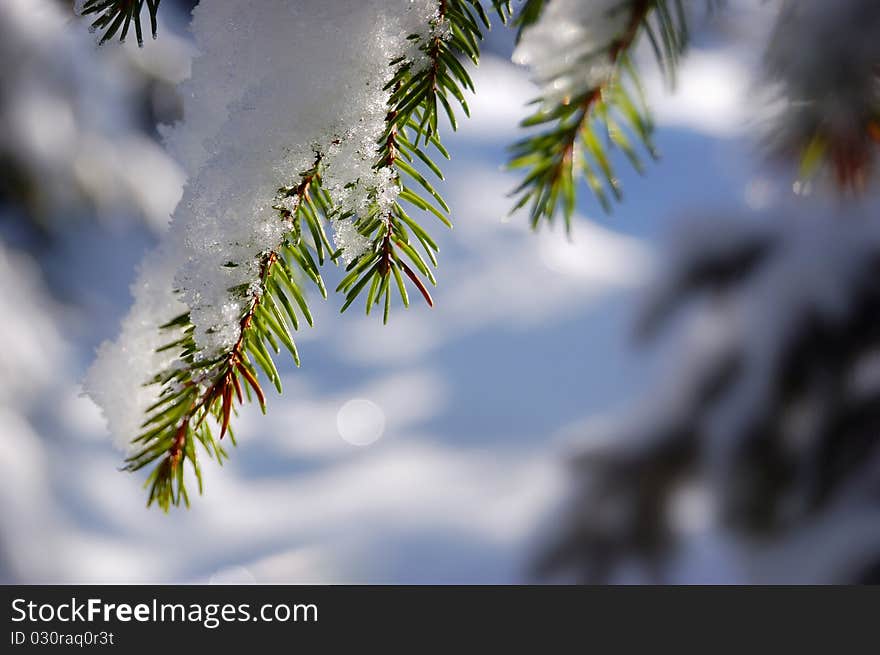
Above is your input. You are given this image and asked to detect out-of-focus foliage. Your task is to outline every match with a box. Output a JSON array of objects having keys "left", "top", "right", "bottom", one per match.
[
  {"left": 0, "top": 0, "right": 185, "bottom": 237},
  {"left": 764, "top": 0, "right": 880, "bottom": 192},
  {"left": 536, "top": 214, "right": 880, "bottom": 584},
  {"left": 510, "top": 0, "right": 880, "bottom": 582}
]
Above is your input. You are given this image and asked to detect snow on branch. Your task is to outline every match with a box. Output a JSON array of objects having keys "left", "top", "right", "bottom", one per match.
[
  {"left": 85, "top": 0, "right": 495, "bottom": 509},
  {"left": 509, "top": 0, "right": 689, "bottom": 228}
]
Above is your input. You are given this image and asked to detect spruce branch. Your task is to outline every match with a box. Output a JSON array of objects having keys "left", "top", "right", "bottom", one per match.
[
  {"left": 337, "top": 1, "right": 493, "bottom": 322},
  {"left": 91, "top": 1, "right": 517, "bottom": 508},
  {"left": 121, "top": 0, "right": 498, "bottom": 507},
  {"left": 127, "top": 161, "right": 328, "bottom": 510},
  {"left": 508, "top": 0, "right": 689, "bottom": 230},
  {"left": 78, "top": 0, "right": 161, "bottom": 46}
]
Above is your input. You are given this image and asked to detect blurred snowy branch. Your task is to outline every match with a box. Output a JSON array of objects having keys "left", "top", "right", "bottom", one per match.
[
  {"left": 538, "top": 211, "right": 880, "bottom": 583},
  {"left": 0, "top": 0, "right": 186, "bottom": 234}
]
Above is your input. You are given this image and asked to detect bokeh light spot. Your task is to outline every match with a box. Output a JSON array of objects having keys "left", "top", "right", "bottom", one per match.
[{"left": 336, "top": 398, "right": 385, "bottom": 446}]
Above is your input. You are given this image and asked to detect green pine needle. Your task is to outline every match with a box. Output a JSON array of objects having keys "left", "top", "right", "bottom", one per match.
[
  {"left": 506, "top": 0, "right": 688, "bottom": 229},
  {"left": 80, "top": 0, "right": 161, "bottom": 46}
]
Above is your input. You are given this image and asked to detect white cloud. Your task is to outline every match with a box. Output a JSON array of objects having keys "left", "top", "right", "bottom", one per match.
[
  {"left": 644, "top": 48, "right": 752, "bottom": 137},
  {"left": 456, "top": 56, "right": 537, "bottom": 142}
]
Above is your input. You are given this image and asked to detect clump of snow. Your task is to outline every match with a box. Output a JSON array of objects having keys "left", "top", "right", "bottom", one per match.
[
  {"left": 84, "top": 243, "right": 188, "bottom": 451},
  {"left": 513, "top": 0, "right": 630, "bottom": 106},
  {"left": 332, "top": 219, "right": 374, "bottom": 266},
  {"left": 165, "top": 0, "right": 440, "bottom": 357},
  {"left": 87, "top": 0, "right": 444, "bottom": 448}
]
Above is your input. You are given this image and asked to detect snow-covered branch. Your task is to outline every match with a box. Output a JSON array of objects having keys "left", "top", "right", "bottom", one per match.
[
  {"left": 85, "top": 0, "right": 494, "bottom": 509},
  {"left": 509, "top": 0, "right": 689, "bottom": 227}
]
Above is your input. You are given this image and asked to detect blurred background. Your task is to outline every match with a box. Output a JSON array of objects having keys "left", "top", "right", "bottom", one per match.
[{"left": 2, "top": 0, "right": 879, "bottom": 584}]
